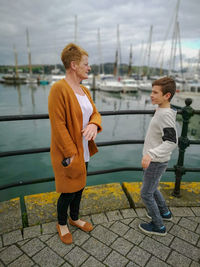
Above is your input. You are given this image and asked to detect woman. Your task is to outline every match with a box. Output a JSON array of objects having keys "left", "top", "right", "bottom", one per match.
[{"left": 48, "top": 43, "right": 102, "bottom": 244}]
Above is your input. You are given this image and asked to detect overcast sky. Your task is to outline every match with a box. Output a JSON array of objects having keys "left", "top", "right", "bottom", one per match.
[{"left": 0, "top": 0, "right": 199, "bottom": 70}]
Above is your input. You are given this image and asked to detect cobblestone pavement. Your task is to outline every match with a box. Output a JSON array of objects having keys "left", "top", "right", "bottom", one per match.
[{"left": 0, "top": 207, "right": 200, "bottom": 267}]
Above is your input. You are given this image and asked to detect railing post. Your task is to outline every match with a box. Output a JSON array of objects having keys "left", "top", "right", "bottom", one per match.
[{"left": 172, "top": 98, "right": 194, "bottom": 197}]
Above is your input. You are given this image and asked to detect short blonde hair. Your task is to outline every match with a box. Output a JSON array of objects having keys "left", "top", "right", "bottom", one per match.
[{"left": 61, "top": 43, "right": 88, "bottom": 70}]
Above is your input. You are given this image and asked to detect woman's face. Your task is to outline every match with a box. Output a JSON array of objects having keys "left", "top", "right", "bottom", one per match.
[{"left": 75, "top": 55, "right": 91, "bottom": 80}]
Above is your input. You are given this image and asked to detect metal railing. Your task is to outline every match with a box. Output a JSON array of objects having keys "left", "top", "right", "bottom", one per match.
[{"left": 0, "top": 98, "right": 200, "bottom": 197}]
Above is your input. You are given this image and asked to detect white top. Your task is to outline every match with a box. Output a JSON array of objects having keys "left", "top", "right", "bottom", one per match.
[
  {"left": 143, "top": 107, "right": 178, "bottom": 162},
  {"left": 75, "top": 93, "right": 93, "bottom": 162}
]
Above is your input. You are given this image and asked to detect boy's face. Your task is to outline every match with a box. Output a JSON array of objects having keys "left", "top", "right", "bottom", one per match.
[{"left": 150, "top": 85, "right": 171, "bottom": 106}]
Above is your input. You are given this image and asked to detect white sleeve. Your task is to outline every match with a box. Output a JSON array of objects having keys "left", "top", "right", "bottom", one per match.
[{"left": 148, "top": 112, "right": 178, "bottom": 160}]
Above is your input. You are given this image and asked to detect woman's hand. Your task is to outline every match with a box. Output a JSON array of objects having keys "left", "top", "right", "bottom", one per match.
[{"left": 82, "top": 123, "right": 98, "bottom": 140}]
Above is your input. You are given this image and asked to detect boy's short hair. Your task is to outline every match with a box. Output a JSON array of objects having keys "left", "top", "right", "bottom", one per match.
[
  {"left": 61, "top": 43, "right": 88, "bottom": 70},
  {"left": 152, "top": 77, "right": 176, "bottom": 101}
]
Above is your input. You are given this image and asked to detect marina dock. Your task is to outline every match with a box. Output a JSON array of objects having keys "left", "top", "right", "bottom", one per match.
[{"left": 0, "top": 181, "right": 200, "bottom": 266}]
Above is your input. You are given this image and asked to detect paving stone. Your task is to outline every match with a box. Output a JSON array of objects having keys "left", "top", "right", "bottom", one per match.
[
  {"left": 187, "top": 216, "right": 200, "bottom": 224},
  {"left": 140, "top": 236, "right": 171, "bottom": 261},
  {"left": 3, "top": 230, "right": 23, "bottom": 246},
  {"left": 178, "top": 217, "right": 198, "bottom": 231},
  {"left": 64, "top": 246, "right": 89, "bottom": 266},
  {"left": 127, "top": 246, "right": 151, "bottom": 267},
  {"left": 167, "top": 251, "right": 192, "bottom": 267},
  {"left": 82, "top": 237, "right": 111, "bottom": 261},
  {"left": 71, "top": 229, "right": 90, "bottom": 246},
  {"left": 0, "top": 198, "right": 22, "bottom": 234},
  {"left": 81, "top": 256, "right": 105, "bottom": 267},
  {"left": 146, "top": 256, "right": 170, "bottom": 267},
  {"left": 152, "top": 232, "right": 174, "bottom": 246},
  {"left": 61, "top": 262, "right": 71, "bottom": 267},
  {"left": 120, "top": 218, "right": 133, "bottom": 225},
  {"left": 45, "top": 234, "right": 74, "bottom": 257},
  {"left": 135, "top": 208, "right": 146, "bottom": 217},
  {"left": 169, "top": 224, "right": 199, "bottom": 245},
  {"left": 103, "top": 250, "right": 129, "bottom": 267},
  {"left": 17, "top": 239, "right": 31, "bottom": 246},
  {"left": 195, "top": 223, "right": 200, "bottom": 234},
  {"left": 111, "top": 237, "right": 133, "bottom": 256},
  {"left": 126, "top": 262, "right": 140, "bottom": 267},
  {"left": 32, "top": 247, "right": 64, "bottom": 267},
  {"left": 124, "top": 228, "right": 145, "bottom": 245},
  {"left": 171, "top": 216, "right": 181, "bottom": 224},
  {"left": 23, "top": 225, "right": 41, "bottom": 239},
  {"left": 91, "top": 225, "right": 118, "bottom": 246},
  {"left": 102, "top": 221, "right": 115, "bottom": 229},
  {"left": 8, "top": 254, "right": 34, "bottom": 267},
  {"left": 0, "top": 245, "right": 23, "bottom": 265},
  {"left": 39, "top": 234, "right": 54, "bottom": 242},
  {"left": 190, "top": 261, "right": 200, "bottom": 267},
  {"left": 42, "top": 221, "right": 57, "bottom": 234},
  {"left": 91, "top": 213, "right": 108, "bottom": 224},
  {"left": 106, "top": 210, "right": 123, "bottom": 221},
  {"left": 120, "top": 208, "right": 138, "bottom": 218},
  {"left": 197, "top": 239, "right": 200, "bottom": 248},
  {"left": 191, "top": 207, "right": 200, "bottom": 216},
  {"left": 163, "top": 221, "right": 174, "bottom": 232},
  {"left": 109, "top": 221, "right": 129, "bottom": 236},
  {"left": 170, "top": 207, "right": 195, "bottom": 217},
  {"left": 170, "top": 237, "right": 200, "bottom": 262},
  {"left": 21, "top": 237, "right": 45, "bottom": 257},
  {"left": 129, "top": 218, "right": 147, "bottom": 230}
]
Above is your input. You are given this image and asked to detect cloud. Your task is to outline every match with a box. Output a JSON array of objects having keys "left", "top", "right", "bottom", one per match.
[{"left": 0, "top": 0, "right": 199, "bottom": 70}]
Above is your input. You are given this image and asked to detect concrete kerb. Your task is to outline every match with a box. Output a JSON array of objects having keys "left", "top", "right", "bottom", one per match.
[{"left": 0, "top": 182, "right": 200, "bottom": 234}]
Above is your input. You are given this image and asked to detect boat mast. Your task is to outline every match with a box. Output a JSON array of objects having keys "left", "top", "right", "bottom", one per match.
[
  {"left": 97, "top": 28, "right": 104, "bottom": 75},
  {"left": 168, "top": 0, "right": 180, "bottom": 76},
  {"left": 177, "top": 21, "right": 185, "bottom": 83},
  {"left": 114, "top": 24, "right": 121, "bottom": 78},
  {"left": 128, "top": 44, "right": 132, "bottom": 77},
  {"left": 74, "top": 15, "right": 78, "bottom": 43},
  {"left": 147, "top": 25, "right": 153, "bottom": 78},
  {"left": 13, "top": 44, "right": 19, "bottom": 78},
  {"left": 26, "top": 28, "right": 32, "bottom": 76}
]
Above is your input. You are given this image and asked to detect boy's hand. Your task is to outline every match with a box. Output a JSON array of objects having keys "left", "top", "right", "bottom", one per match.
[{"left": 141, "top": 154, "right": 152, "bottom": 169}]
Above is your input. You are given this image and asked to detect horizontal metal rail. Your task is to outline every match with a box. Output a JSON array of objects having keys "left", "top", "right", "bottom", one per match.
[
  {"left": 1, "top": 167, "right": 200, "bottom": 191},
  {"left": 2, "top": 109, "right": 200, "bottom": 122},
  {"left": 1, "top": 139, "right": 200, "bottom": 158}
]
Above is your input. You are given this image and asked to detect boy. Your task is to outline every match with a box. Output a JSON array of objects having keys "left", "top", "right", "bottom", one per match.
[{"left": 139, "top": 77, "right": 178, "bottom": 236}]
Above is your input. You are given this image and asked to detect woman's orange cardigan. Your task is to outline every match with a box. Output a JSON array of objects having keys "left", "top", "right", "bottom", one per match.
[{"left": 48, "top": 79, "right": 102, "bottom": 193}]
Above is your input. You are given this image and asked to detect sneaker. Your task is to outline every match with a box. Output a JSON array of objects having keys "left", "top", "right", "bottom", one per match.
[
  {"left": 139, "top": 222, "right": 167, "bottom": 236},
  {"left": 146, "top": 211, "right": 172, "bottom": 221}
]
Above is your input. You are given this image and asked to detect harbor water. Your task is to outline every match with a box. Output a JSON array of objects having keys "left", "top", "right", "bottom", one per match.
[{"left": 0, "top": 81, "right": 199, "bottom": 202}]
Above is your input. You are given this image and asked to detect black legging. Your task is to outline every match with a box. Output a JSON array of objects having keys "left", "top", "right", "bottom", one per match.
[{"left": 57, "top": 162, "right": 88, "bottom": 225}]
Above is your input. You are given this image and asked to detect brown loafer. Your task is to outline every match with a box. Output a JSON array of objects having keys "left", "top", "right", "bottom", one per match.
[
  {"left": 56, "top": 224, "right": 73, "bottom": 244},
  {"left": 69, "top": 218, "right": 93, "bottom": 232}
]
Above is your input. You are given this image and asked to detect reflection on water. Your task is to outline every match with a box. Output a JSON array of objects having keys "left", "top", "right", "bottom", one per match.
[{"left": 0, "top": 83, "right": 199, "bottom": 202}]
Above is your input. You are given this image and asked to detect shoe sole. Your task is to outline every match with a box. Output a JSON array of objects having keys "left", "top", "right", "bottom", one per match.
[
  {"left": 139, "top": 224, "right": 167, "bottom": 236},
  {"left": 146, "top": 213, "right": 172, "bottom": 221}
]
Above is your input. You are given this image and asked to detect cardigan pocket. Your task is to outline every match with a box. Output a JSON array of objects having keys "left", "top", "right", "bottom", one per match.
[{"left": 62, "top": 154, "right": 84, "bottom": 179}]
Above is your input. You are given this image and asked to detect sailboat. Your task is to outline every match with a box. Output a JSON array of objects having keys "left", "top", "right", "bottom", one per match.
[
  {"left": 25, "top": 28, "right": 37, "bottom": 84},
  {"left": 2, "top": 45, "right": 27, "bottom": 84},
  {"left": 99, "top": 25, "right": 123, "bottom": 93},
  {"left": 121, "top": 44, "right": 138, "bottom": 93}
]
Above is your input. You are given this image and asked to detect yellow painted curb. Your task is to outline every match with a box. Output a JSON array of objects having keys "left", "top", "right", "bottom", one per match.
[
  {"left": 24, "top": 183, "right": 130, "bottom": 226},
  {"left": 0, "top": 197, "right": 22, "bottom": 234},
  {"left": 122, "top": 182, "right": 200, "bottom": 208}
]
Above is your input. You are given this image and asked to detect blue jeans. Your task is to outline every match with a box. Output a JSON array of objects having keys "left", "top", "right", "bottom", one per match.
[{"left": 141, "top": 161, "right": 168, "bottom": 228}]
